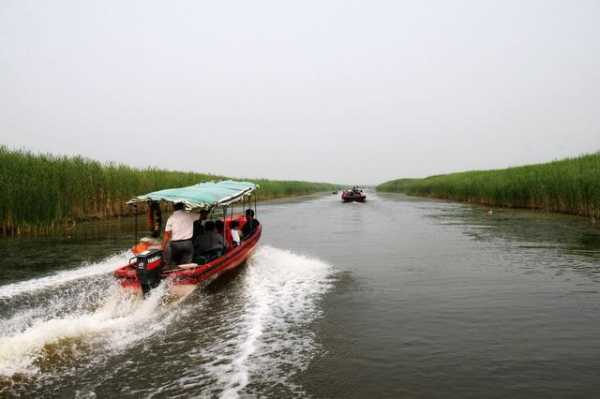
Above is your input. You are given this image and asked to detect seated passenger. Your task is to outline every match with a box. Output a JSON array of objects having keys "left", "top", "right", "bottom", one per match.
[
  {"left": 194, "top": 221, "right": 224, "bottom": 256},
  {"left": 193, "top": 221, "right": 210, "bottom": 255},
  {"left": 241, "top": 209, "right": 260, "bottom": 240},
  {"left": 215, "top": 220, "right": 224, "bottom": 235},
  {"left": 192, "top": 209, "right": 209, "bottom": 239},
  {"left": 230, "top": 220, "right": 241, "bottom": 247},
  {"left": 206, "top": 221, "right": 225, "bottom": 251}
]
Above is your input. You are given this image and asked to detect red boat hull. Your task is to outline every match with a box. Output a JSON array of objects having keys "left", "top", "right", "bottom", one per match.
[{"left": 114, "top": 225, "right": 262, "bottom": 296}]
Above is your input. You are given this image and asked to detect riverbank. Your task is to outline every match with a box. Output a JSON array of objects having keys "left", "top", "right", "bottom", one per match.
[
  {"left": 0, "top": 147, "right": 339, "bottom": 236},
  {"left": 376, "top": 152, "right": 600, "bottom": 219}
]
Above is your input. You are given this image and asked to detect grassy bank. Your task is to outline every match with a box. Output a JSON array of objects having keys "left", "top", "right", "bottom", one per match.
[
  {"left": 0, "top": 146, "right": 339, "bottom": 235},
  {"left": 377, "top": 153, "right": 600, "bottom": 219}
]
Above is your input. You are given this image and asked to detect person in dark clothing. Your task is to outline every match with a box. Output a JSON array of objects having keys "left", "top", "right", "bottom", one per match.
[
  {"left": 241, "top": 209, "right": 260, "bottom": 240},
  {"left": 215, "top": 220, "right": 224, "bottom": 235},
  {"left": 205, "top": 221, "right": 224, "bottom": 251},
  {"left": 192, "top": 209, "right": 209, "bottom": 239},
  {"left": 194, "top": 220, "right": 224, "bottom": 255}
]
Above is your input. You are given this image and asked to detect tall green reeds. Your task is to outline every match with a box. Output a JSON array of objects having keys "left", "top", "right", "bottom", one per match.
[
  {"left": 0, "top": 146, "right": 339, "bottom": 235},
  {"left": 376, "top": 153, "right": 600, "bottom": 219}
]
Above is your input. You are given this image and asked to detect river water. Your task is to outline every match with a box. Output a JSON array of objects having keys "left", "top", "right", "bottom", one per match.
[{"left": 1, "top": 192, "right": 600, "bottom": 398}]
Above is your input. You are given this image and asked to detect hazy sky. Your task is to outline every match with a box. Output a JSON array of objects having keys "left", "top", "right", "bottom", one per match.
[{"left": 1, "top": 1, "right": 599, "bottom": 184}]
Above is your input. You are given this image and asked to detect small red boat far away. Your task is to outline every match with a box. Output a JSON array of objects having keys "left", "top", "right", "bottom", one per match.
[{"left": 342, "top": 187, "right": 367, "bottom": 203}]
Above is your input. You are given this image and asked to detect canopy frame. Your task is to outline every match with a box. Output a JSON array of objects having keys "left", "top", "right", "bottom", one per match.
[{"left": 127, "top": 180, "right": 258, "bottom": 212}]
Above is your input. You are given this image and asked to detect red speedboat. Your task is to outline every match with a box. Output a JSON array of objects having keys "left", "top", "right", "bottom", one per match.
[
  {"left": 113, "top": 180, "right": 261, "bottom": 297},
  {"left": 342, "top": 187, "right": 366, "bottom": 203}
]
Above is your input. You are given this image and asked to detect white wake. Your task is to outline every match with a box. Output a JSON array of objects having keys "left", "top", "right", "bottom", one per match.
[
  {"left": 0, "top": 252, "right": 186, "bottom": 377},
  {"left": 0, "top": 283, "right": 178, "bottom": 376},
  {"left": 197, "top": 245, "right": 334, "bottom": 398},
  {"left": 0, "top": 252, "right": 130, "bottom": 299},
  {"left": 0, "top": 245, "right": 335, "bottom": 398}
]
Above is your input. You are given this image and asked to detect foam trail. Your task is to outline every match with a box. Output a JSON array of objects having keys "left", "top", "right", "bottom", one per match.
[
  {"left": 220, "top": 283, "right": 270, "bottom": 399},
  {"left": 0, "top": 252, "right": 130, "bottom": 299},
  {"left": 201, "top": 245, "right": 334, "bottom": 398},
  {"left": 0, "top": 283, "right": 174, "bottom": 376}
]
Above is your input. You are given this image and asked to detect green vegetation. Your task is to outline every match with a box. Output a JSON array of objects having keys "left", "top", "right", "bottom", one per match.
[
  {"left": 0, "top": 146, "right": 339, "bottom": 235},
  {"left": 250, "top": 179, "right": 338, "bottom": 199},
  {"left": 377, "top": 153, "right": 600, "bottom": 219}
]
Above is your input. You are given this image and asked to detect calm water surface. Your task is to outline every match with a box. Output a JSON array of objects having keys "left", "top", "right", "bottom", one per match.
[{"left": 1, "top": 193, "right": 600, "bottom": 398}]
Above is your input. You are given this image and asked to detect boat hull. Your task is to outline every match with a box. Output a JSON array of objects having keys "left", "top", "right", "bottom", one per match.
[
  {"left": 341, "top": 193, "right": 366, "bottom": 202},
  {"left": 114, "top": 225, "right": 262, "bottom": 296}
]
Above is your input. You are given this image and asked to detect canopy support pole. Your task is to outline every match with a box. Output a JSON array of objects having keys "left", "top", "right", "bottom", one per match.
[
  {"left": 222, "top": 205, "right": 227, "bottom": 252},
  {"left": 134, "top": 204, "right": 138, "bottom": 245}
]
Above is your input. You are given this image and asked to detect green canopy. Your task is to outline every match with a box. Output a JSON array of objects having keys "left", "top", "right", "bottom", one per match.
[{"left": 128, "top": 180, "right": 257, "bottom": 210}]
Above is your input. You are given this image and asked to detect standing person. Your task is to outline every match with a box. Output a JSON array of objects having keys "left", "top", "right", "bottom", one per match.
[
  {"left": 162, "top": 203, "right": 200, "bottom": 266},
  {"left": 241, "top": 208, "right": 260, "bottom": 240}
]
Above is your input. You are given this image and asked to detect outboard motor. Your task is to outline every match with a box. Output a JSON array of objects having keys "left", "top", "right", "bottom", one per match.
[{"left": 134, "top": 249, "right": 164, "bottom": 296}]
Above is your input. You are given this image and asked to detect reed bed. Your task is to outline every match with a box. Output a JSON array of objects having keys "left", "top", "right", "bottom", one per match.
[
  {"left": 0, "top": 146, "right": 339, "bottom": 235},
  {"left": 377, "top": 153, "right": 600, "bottom": 219}
]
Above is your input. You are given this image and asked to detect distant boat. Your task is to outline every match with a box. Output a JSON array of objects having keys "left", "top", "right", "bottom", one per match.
[{"left": 341, "top": 187, "right": 366, "bottom": 203}]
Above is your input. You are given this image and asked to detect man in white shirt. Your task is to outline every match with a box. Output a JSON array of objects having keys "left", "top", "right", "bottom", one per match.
[{"left": 162, "top": 203, "right": 200, "bottom": 266}]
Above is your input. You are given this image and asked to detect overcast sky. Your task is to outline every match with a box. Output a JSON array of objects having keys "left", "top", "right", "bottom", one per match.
[{"left": 1, "top": 1, "right": 599, "bottom": 184}]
